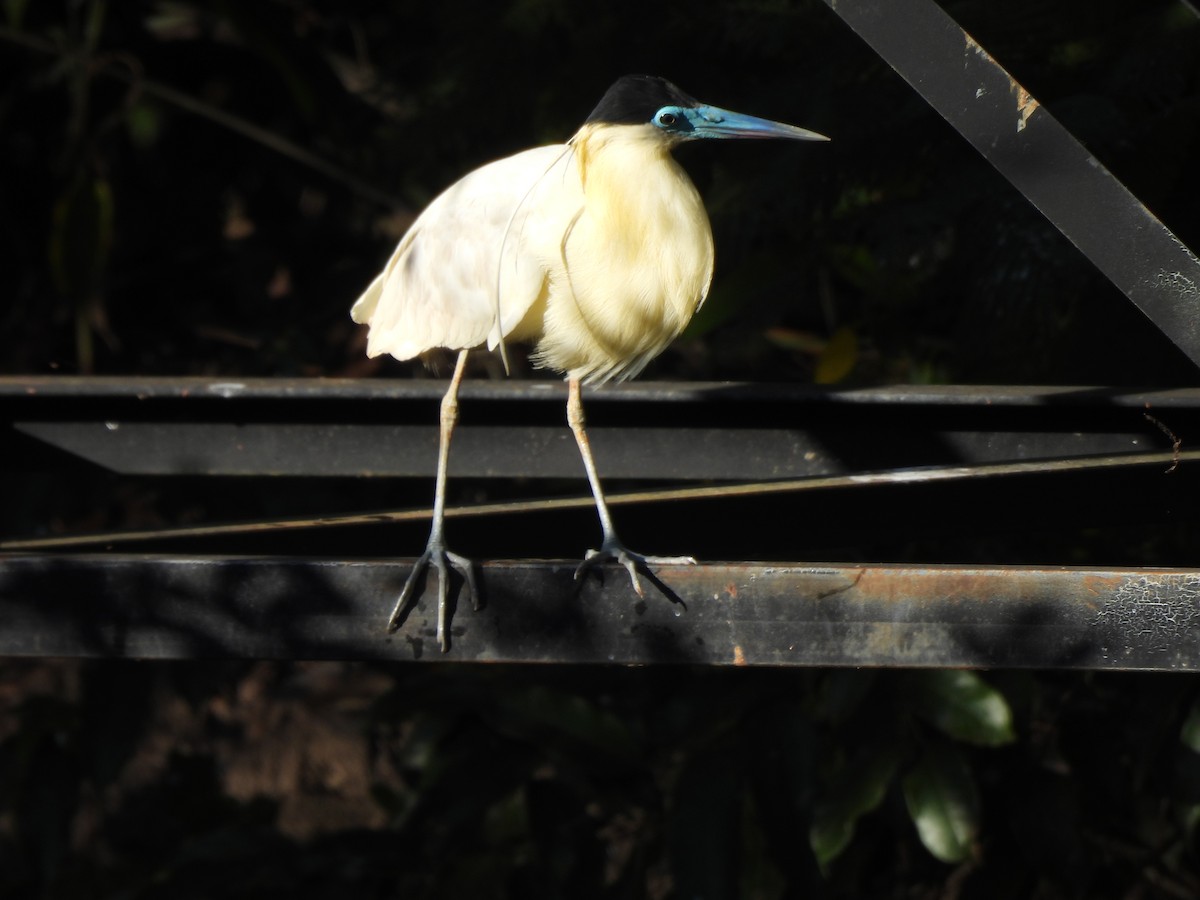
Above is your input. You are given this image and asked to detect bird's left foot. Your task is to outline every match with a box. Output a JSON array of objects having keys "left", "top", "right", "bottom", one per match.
[
  {"left": 574, "top": 539, "right": 695, "bottom": 597},
  {"left": 389, "top": 542, "right": 478, "bottom": 652}
]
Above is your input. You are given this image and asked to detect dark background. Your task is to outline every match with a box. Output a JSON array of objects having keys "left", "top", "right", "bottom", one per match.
[{"left": 3, "top": 1, "right": 1200, "bottom": 897}]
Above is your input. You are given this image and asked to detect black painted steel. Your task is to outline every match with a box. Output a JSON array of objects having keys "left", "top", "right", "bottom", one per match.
[
  {"left": 3, "top": 377, "right": 1195, "bottom": 480},
  {"left": 821, "top": 0, "right": 1200, "bottom": 367},
  {"left": 1, "top": 555, "right": 1197, "bottom": 668},
  {"left": 3, "top": 377, "right": 1198, "bottom": 666}
]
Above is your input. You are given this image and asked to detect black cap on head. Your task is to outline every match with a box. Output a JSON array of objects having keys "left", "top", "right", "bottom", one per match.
[{"left": 585, "top": 75, "right": 700, "bottom": 126}]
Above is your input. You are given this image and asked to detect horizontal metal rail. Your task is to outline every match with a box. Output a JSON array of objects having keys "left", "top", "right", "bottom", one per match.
[
  {"left": 3, "top": 378, "right": 1198, "bottom": 667},
  {"left": 2, "top": 377, "right": 1194, "bottom": 480},
  {"left": 0, "top": 555, "right": 1196, "bottom": 668}
]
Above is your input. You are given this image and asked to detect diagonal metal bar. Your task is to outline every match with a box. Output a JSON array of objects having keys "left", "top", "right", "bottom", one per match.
[
  {"left": 1, "top": 555, "right": 1198, "bottom": 668},
  {"left": 822, "top": 0, "right": 1200, "bottom": 368}
]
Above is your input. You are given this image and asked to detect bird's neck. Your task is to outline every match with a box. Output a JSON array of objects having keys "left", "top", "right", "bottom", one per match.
[
  {"left": 547, "top": 121, "right": 713, "bottom": 383},
  {"left": 568, "top": 123, "right": 703, "bottom": 237},
  {"left": 566, "top": 121, "right": 672, "bottom": 180},
  {"left": 570, "top": 122, "right": 675, "bottom": 190}
]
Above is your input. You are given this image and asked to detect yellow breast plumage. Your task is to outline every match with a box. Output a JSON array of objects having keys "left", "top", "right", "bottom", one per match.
[{"left": 531, "top": 122, "right": 715, "bottom": 383}]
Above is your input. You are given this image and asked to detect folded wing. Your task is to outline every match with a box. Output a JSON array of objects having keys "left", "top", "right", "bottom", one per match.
[{"left": 351, "top": 144, "right": 578, "bottom": 361}]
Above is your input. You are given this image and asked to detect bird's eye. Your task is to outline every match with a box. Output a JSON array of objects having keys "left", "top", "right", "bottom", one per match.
[{"left": 655, "top": 110, "right": 677, "bottom": 127}]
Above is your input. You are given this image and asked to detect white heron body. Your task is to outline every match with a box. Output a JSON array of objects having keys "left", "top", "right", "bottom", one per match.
[
  {"left": 351, "top": 122, "right": 714, "bottom": 384},
  {"left": 352, "top": 75, "right": 827, "bottom": 650}
]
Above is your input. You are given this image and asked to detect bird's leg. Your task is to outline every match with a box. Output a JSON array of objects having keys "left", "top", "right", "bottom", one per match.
[
  {"left": 567, "top": 378, "right": 695, "bottom": 595},
  {"left": 389, "top": 349, "right": 479, "bottom": 651}
]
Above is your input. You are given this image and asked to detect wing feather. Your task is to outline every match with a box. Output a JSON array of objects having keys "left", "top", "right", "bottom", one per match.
[{"left": 351, "top": 144, "right": 578, "bottom": 361}]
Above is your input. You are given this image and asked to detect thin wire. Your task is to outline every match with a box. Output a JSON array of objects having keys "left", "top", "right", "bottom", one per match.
[{"left": 3, "top": 448, "right": 1193, "bottom": 551}]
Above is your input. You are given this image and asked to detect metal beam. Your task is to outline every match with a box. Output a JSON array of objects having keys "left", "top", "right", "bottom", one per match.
[
  {"left": 821, "top": 0, "right": 1200, "bottom": 367},
  {"left": 0, "top": 555, "right": 1197, "bottom": 669},
  {"left": 3, "top": 377, "right": 1195, "bottom": 479}
]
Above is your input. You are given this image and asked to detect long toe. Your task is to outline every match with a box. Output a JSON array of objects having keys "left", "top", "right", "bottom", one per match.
[
  {"left": 429, "top": 552, "right": 448, "bottom": 651},
  {"left": 388, "top": 549, "right": 434, "bottom": 632},
  {"left": 445, "top": 549, "right": 480, "bottom": 611},
  {"left": 433, "top": 550, "right": 478, "bottom": 651},
  {"left": 615, "top": 548, "right": 645, "bottom": 597},
  {"left": 638, "top": 554, "right": 697, "bottom": 566},
  {"left": 575, "top": 543, "right": 696, "bottom": 597}
]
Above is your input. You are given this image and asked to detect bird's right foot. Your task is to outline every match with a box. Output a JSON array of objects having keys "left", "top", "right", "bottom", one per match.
[
  {"left": 574, "top": 538, "right": 695, "bottom": 598},
  {"left": 388, "top": 543, "right": 478, "bottom": 652}
]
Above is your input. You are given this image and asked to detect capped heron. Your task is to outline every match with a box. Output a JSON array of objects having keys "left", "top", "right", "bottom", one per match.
[{"left": 353, "top": 74, "right": 828, "bottom": 649}]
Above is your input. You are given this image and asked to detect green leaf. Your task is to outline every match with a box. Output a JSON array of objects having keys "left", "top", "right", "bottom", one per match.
[
  {"left": 1183, "top": 804, "right": 1200, "bottom": 845},
  {"left": 908, "top": 671, "right": 1016, "bottom": 746},
  {"left": 902, "top": 742, "right": 980, "bottom": 863},
  {"left": 48, "top": 175, "right": 115, "bottom": 298},
  {"left": 814, "top": 326, "right": 858, "bottom": 384},
  {"left": 810, "top": 746, "right": 899, "bottom": 866},
  {"left": 669, "top": 735, "right": 742, "bottom": 900},
  {"left": 483, "top": 786, "right": 530, "bottom": 846},
  {"left": 763, "top": 326, "right": 826, "bottom": 354},
  {"left": 1182, "top": 697, "right": 1200, "bottom": 754},
  {"left": 3, "top": 0, "right": 28, "bottom": 27},
  {"left": 825, "top": 242, "right": 881, "bottom": 291},
  {"left": 126, "top": 100, "right": 163, "bottom": 149},
  {"left": 813, "top": 669, "right": 877, "bottom": 724},
  {"left": 488, "top": 685, "right": 639, "bottom": 765},
  {"left": 740, "top": 789, "right": 786, "bottom": 900}
]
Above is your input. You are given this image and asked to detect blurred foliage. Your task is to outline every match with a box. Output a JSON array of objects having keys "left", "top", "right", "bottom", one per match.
[
  {"left": 1, "top": 661, "right": 1199, "bottom": 898},
  {"left": 2, "top": 0, "right": 1199, "bottom": 383},
  {"left": 3, "top": 0, "right": 1200, "bottom": 897}
]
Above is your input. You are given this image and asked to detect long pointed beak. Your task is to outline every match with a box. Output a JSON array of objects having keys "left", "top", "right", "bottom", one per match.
[{"left": 685, "top": 105, "right": 829, "bottom": 142}]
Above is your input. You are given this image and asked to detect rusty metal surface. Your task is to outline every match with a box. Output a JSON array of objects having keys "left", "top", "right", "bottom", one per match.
[
  {"left": 821, "top": 0, "right": 1200, "bottom": 367},
  {"left": 1, "top": 555, "right": 1197, "bottom": 668}
]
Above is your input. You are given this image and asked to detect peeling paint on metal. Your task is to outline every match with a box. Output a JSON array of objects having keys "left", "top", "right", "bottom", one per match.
[
  {"left": 964, "top": 32, "right": 990, "bottom": 64},
  {"left": 1170, "top": 234, "right": 1200, "bottom": 268},
  {"left": 1015, "top": 86, "right": 1039, "bottom": 132},
  {"left": 1155, "top": 270, "right": 1200, "bottom": 301},
  {"left": 1095, "top": 574, "right": 1200, "bottom": 656},
  {"left": 964, "top": 31, "right": 1040, "bottom": 132}
]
